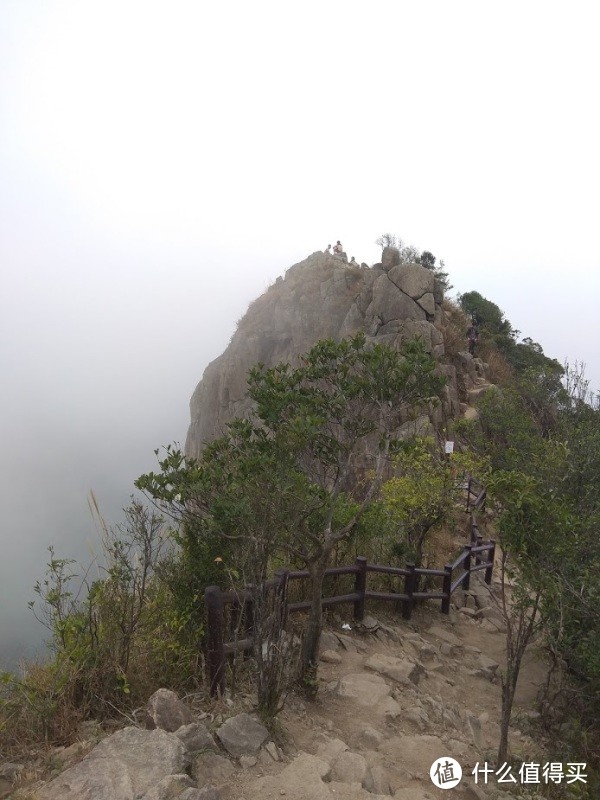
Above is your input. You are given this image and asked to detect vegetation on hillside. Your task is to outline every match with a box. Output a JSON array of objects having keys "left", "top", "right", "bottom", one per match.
[
  {"left": 459, "top": 290, "right": 564, "bottom": 380},
  {"left": 455, "top": 357, "right": 599, "bottom": 781},
  {"left": 1, "top": 262, "right": 597, "bottom": 798},
  {"left": 136, "top": 333, "right": 446, "bottom": 702},
  {"left": 0, "top": 502, "right": 201, "bottom": 752}
]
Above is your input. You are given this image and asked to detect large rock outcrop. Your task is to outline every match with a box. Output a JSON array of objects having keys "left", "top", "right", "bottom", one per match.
[
  {"left": 36, "top": 727, "right": 187, "bottom": 800},
  {"left": 186, "top": 252, "right": 459, "bottom": 459}
]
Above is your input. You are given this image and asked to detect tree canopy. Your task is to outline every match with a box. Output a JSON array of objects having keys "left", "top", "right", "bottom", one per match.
[{"left": 137, "top": 333, "right": 446, "bottom": 686}]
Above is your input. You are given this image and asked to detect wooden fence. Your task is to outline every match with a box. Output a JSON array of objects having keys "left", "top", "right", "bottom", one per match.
[
  {"left": 205, "top": 480, "right": 492, "bottom": 696},
  {"left": 466, "top": 476, "right": 486, "bottom": 514}
]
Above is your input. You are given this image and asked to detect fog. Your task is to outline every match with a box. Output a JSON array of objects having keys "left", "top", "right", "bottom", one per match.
[{"left": 1, "top": 1, "right": 599, "bottom": 668}]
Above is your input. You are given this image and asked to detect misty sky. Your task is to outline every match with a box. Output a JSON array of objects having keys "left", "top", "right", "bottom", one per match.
[{"left": 1, "top": 1, "right": 599, "bottom": 666}]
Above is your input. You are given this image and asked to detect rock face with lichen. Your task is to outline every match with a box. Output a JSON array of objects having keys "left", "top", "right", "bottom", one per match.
[{"left": 185, "top": 251, "right": 460, "bottom": 459}]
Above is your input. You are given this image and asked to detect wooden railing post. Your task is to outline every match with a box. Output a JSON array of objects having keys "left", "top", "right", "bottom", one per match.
[
  {"left": 353, "top": 557, "right": 367, "bottom": 621},
  {"left": 485, "top": 540, "right": 496, "bottom": 585},
  {"left": 230, "top": 596, "right": 241, "bottom": 640},
  {"left": 401, "top": 563, "right": 416, "bottom": 620},
  {"left": 475, "top": 534, "right": 483, "bottom": 566},
  {"left": 441, "top": 565, "right": 452, "bottom": 614},
  {"left": 466, "top": 478, "right": 472, "bottom": 513},
  {"left": 462, "top": 545, "right": 472, "bottom": 590},
  {"left": 205, "top": 586, "right": 225, "bottom": 697}
]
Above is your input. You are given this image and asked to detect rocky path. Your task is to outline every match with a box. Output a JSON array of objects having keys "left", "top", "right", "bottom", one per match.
[
  {"left": 9, "top": 572, "right": 550, "bottom": 800},
  {"left": 221, "top": 576, "right": 548, "bottom": 800}
]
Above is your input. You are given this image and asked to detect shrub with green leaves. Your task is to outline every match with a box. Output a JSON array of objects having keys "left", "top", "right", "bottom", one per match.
[
  {"left": 137, "top": 334, "right": 446, "bottom": 695},
  {"left": 0, "top": 502, "right": 199, "bottom": 755}
]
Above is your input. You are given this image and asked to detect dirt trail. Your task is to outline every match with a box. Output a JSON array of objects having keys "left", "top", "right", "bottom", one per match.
[{"left": 220, "top": 570, "right": 550, "bottom": 800}]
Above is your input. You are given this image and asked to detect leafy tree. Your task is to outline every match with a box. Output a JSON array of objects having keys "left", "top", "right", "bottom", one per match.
[
  {"left": 455, "top": 386, "right": 543, "bottom": 472},
  {"left": 458, "top": 365, "right": 600, "bottom": 768},
  {"left": 420, "top": 251, "right": 436, "bottom": 270},
  {"left": 459, "top": 291, "right": 562, "bottom": 383},
  {"left": 249, "top": 335, "right": 445, "bottom": 683},
  {"left": 459, "top": 291, "right": 515, "bottom": 341},
  {"left": 137, "top": 334, "right": 445, "bottom": 693},
  {"left": 370, "top": 438, "right": 487, "bottom": 566},
  {"left": 513, "top": 363, "right": 565, "bottom": 437},
  {"left": 548, "top": 369, "right": 600, "bottom": 693},
  {"left": 511, "top": 337, "right": 560, "bottom": 373},
  {"left": 435, "top": 259, "right": 453, "bottom": 293},
  {"left": 487, "top": 468, "right": 572, "bottom": 762}
]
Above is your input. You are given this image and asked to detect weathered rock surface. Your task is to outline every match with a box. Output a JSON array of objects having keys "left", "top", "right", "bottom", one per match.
[
  {"left": 358, "top": 614, "right": 380, "bottom": 631},
  {"left": 140, "top": 773, "right": 195, "bottom": 800},
  {"left": 192, "top": 752, "right": 235, "bottom": 787},
  {"left": 365, "top": 654, "right": 425, "bottom": 686},
  {"left": 252, "top": 752, "right": 331, "bottom": 800},
  {"left": 379, "top": 733, "right": 447, "bottom": 779},
  {"left": 363, "top": 763, "right": 392, "bottom": 795},
  {"left": 145, "top": 688, "right": 194, "bottom": 732},
  {"left": 319, "top": 630, "right": 341, "bottom": 652},
  {"left": 175, "top": 722, "right": 218, "bottom": 754},
  {"left": 320, "top": 649, "right": 342, "bottom": 664},
  {"left": 36, "top": 727, "right": 187, "bottom": 800},
  {"left": 381, "top": 246, "right": 401, "bottom": 271},
  {"left": 215, "top": 713, "right": 269, "bottom": 758},
  {"left": 329, "top": 750, "right": 369, "bottom": 784},
  {"left": 315, "top": 737, "right": 350, "bottom": 764},
  {"left": 186, "top": 252, "right": 458, "bottom": 459},
  {"left": 426, "top": 625, "right": 463, "bottom": 650},
  {"left": 264, "top": 741, "right": 280, "bottom": 761},
  {"left": 180, "top": 788, "right": 220, "bottom": 800},
  {"left": 250, "top": 750, "right": 393, "bottom": 800},
  {"left": 335, "top": 672, "right": 391, "bottom": 706},
  {"left": 388, "top": 263, "right": 435, "bottom": 300},
  {"left": 358, "top": 726, "right": 385, "bottom": 750}
]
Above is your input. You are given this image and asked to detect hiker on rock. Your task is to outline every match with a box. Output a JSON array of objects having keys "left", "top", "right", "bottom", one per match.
[
  {"left": 467, "top": 323, "right": 479, "bottom": 356},
  {"left": 333, "top": 240, "right": 343, "bottom": 256},
  {"left": 349, "top": 256, "right": 358, "bottom": 267},
  {"left": 324, "top": 244, "right": 332, "bottom": 254}
]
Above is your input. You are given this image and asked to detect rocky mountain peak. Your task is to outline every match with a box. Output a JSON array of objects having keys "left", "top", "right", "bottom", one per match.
[{"left": 185, "top": 251, "right": 460, "bottom": 459}]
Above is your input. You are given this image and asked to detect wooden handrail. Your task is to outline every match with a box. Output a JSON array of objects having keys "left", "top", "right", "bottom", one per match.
[
  {"left": 205, "top": 479, "right": 494, "bottom": 695},
  {"left": 368, "top": 564, "right": 410, "bottom": 577}
]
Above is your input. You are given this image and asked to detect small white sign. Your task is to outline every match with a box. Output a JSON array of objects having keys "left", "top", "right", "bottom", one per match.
[{"left": 444, "top": 441, "right": 454, "bottom": 454}]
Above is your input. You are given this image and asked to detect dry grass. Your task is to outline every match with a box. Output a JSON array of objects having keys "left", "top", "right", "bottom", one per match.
[
  {"left": 479, "top": 343, "right": 515, "bottom": 386},
  {"left": 0, "top": 661, "right": 89, "bottom": 759},
  {"left": 440, "top": 298, "right": 517, "bottom": 391},
  {"left": 422, "top": 516, "right": 469, "bottom": 568}
]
